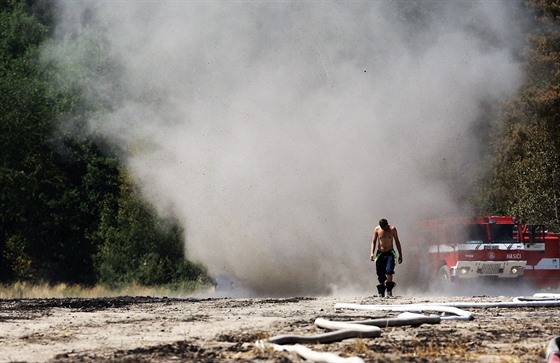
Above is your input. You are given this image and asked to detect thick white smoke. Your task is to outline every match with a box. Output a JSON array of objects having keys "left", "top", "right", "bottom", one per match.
[{"left": 49, "top": 1, "right": 527, "bottom": 295}]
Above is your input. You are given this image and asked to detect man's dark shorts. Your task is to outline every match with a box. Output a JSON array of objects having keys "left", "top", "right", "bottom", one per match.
[{"left": 375, "top": 250, "right": 396, "bottom": 283}]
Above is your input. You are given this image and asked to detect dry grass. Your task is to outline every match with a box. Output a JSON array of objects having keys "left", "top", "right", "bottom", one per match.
[
  {"left": 412, "top": 340, "right": 471, "bottom": 359},
  {"left": 351, "top": 338, "right": 369, "bottom": 355},
  {"left": 252, "top": 332, "right": 276, "bottom": 357},
  {"left": 0, "top": 281, "right": 211, "bottom": 299}
]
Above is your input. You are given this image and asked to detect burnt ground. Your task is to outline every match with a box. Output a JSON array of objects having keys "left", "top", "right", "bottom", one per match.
[{"left": 0, "top": 294, "right": 558, "bottom": 362}]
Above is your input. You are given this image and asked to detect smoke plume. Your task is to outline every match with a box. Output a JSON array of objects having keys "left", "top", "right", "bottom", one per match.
[{"left": 48, "top": 1, "right": 527, "bottom": 295}]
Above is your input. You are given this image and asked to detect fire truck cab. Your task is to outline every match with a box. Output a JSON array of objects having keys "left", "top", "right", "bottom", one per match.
[
  {"left": 420, "top": 216, "right": 560, "bottom": 287},
  {"left": 522, "top": 223, "right": 560, "bottom": 286}
]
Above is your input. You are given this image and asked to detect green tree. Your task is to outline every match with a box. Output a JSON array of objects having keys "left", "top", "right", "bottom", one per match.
[
  {"left": 0, "top": 0, "right": 52, "bottom": 280},
  {"left": 96, "top": 173, "right": 208, "bottom": 288},
  {"left": 475, "top": 0, "right": 560, "bottom": 229},
  {"left": 0, "top": 1, "right": 124, "bottom": 284}
]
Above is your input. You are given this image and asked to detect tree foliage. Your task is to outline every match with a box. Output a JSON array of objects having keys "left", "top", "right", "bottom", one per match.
[
  {"left": 0, "top": 1, "right": 209, "bottom": 288},
  {"left": 475, "top": 0, "right": 560, "bottom": 230},
  {"left": 96, "top": 172, "right": 209, "bottom": 288}
]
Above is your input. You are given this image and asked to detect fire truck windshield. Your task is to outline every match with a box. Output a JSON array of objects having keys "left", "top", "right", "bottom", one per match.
[
  {"left": 464, "top": 224, "right": 487, "bottom": 243},
  {"left": 490, "top": 224, "right": 517, "bottom": 243}
]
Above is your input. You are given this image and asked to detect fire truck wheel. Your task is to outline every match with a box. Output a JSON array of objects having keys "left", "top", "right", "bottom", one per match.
[{"left": 438, "top": 265, "right": 451, "bottom": 283}]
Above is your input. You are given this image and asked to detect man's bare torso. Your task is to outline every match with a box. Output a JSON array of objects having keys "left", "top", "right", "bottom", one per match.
[{"left": 375, "top": 225, "right": 395, "bottom": 252}]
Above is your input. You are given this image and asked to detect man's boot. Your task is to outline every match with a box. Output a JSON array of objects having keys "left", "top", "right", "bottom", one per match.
[
  {"left": 385, "top": 281, "right": 396, "bottom": 297},
  {"left": 376, "top": 284, "right": 386, "bottom": 297}
]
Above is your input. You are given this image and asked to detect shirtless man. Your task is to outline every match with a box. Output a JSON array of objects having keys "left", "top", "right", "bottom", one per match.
[{"left": 370, "top": 218, "right": 403, "bottom": 297}]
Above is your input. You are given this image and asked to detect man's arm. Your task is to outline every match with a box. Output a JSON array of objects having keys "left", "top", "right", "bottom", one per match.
[
  {"left": 370, "top": 228, "right": 378, "bottom": 261},
  {"left": 393, "top": 227, "right": 403, "bottom": 264}
]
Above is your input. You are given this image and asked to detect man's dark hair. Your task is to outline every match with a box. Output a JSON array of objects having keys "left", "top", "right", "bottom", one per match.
[{"left": 379, "top": 218, "right": 388, "bottom": 229}]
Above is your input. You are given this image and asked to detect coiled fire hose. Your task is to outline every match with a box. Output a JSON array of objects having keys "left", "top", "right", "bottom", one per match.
[
  {"left": 256, "top": 293, "right": 560, "bottom": 363},
  {"left": 262, "top": 312, "right": 442, "bottom": 345},
  {"left": 256, "top": 311, "right": 445, "bottom": 363}
]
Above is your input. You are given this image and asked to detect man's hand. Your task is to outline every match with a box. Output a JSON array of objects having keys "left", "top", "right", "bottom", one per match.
[
  {"left": 398, "top": 255, "right": 403, "bottom": 264},
  {"left": 370, "top": 253, "right": 375, "bottom": 261}
]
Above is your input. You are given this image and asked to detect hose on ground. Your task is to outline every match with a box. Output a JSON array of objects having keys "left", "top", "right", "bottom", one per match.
[
  {"left": 266, "top": 326, "right": 381, "bottom": 345},
  {"left": 257, "top": 293, "right": 560, "bottom": 363},
  {"left": 417, "top": 298, "right": 560, "bottom": 309},
  {"left": 254, "top": 341, "right": 366, "bottom": 363},
  {"left": 334, "top": 295, "right": 560, "bottom": 317},
  {"left": 335, "top": 302, "right": 473, "bottom": 320},
  {"left": 347, "top": 311, "right": 442, "bottom": 327},
  {"left": 257, "top": 311, "right": 440, "bottom": 362},
  {"left": 265, "top": 312, "right": 440, "bottom": 344}
]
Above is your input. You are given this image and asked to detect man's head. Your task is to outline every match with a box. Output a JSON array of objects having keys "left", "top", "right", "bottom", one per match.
[{"left": 379, "top": 218, "right": 389, "bottom": 230}]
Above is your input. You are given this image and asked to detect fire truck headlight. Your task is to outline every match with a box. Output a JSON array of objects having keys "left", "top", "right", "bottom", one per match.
[
  {"left": 511, "top": 266, "right": 521, "bottom": 274},
  {"left": 460, "top": 267, "right": 470, "bottom": 275}
]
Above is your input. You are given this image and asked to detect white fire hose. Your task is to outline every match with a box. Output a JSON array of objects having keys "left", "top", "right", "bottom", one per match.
[
  {"left": 334, "top": 303, "right": 473, "bottom": 320},
  {"left": 254, "top": 341, "right": 366, "bottom": 363},
  {"left": 256, "top": 312, "right": 442, "bottom": 363},
  {"left": 256, "top": 293, "right": 560, "bottom": 363}
]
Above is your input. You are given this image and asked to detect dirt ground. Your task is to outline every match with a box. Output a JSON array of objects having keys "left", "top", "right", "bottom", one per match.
[{"left": 1, "top": 291, "right": 559, "bottom": 363}]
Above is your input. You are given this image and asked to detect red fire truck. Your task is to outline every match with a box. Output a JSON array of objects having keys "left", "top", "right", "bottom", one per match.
[{"left": 419, "top": 216, "right": 560, "bottom": 287}]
